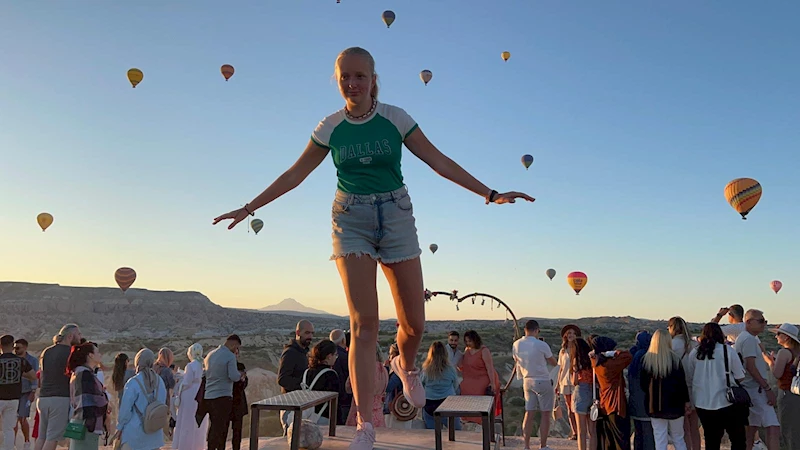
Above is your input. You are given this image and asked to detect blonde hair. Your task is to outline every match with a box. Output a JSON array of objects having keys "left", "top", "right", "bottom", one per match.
[
  {"left": 187, "top": 343, "right": 203, "bottom": 362},
  {"left": 335, "top": 47, "right": 379, "bottom": 99},
  {"left": 422, "top": 341, "right": 450, "bottom": 381},
  {"left": 668, "top": 316, "right": 692, "bottom": 358},
  {"left": 642, "top": 329, "right": 680, "bottom": 379}
]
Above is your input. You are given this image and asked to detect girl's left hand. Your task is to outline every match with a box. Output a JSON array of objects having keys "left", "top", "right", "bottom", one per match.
[{"left": 488, "top": 191, "right": 535, "bottom": 205}]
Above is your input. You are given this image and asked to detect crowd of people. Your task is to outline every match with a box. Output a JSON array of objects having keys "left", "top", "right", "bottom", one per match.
[
  {"left": 1, "top": 303, "right": 798, "bottom": 450},
  {"left": 0, "top": 325, "right": 250, "bottom": 450}
]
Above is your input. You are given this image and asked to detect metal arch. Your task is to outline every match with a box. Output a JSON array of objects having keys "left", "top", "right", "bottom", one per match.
[{"left": 425, "top": 289, "right": 521, "bottom": 391}]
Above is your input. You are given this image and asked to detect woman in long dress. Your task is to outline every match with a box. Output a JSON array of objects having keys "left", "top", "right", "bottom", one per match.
[
  {"left": 173, "top": 343, "right": 208, "bottom": 450},
  {"left": 459, "top": 330, "right": 499, "bottom": 424}
]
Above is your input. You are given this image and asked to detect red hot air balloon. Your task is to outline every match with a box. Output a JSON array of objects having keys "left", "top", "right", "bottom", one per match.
[
  {"left": 115, "top": 267, "right": 137, "bottom": 293},
  {"left": 770, "top": 280, "right": 782, "bottom": 294}
]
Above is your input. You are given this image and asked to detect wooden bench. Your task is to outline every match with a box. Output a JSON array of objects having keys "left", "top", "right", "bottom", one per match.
[
  {"left": 433, "top": 395, "right": 496, "bottom": 450},
  {"left": 249, "top": 390, "right": 339, "bottom": 450}
]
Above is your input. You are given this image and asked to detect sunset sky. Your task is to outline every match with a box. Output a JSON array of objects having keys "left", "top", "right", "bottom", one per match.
[{"left": 2, "top": 1, "right": 798, "bottom": 324}]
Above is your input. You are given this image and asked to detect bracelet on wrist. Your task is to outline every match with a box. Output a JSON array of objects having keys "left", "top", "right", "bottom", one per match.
[
  {"left": 243, "top": 204, "right": 255, "bottom": 216},
  {"left": 487, "top": 189, "right": 498, "bottom": 204}
]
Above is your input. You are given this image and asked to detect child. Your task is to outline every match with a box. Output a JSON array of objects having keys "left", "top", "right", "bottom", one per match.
[{"left": 230, "top": 362, "right": 248, "bottom": 450}]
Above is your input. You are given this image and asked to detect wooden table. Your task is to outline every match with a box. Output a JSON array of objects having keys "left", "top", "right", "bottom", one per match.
[
  {"left": 433, "top": 395, "right": 495, "bottom": 450},
  {"left": 249, "top": 390, "right": 338, "bottom": 450}
]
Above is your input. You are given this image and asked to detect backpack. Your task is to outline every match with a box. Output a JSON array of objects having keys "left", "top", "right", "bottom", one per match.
[
  {"left": 280, "top": 368, "right": 336, "bottom": 432},
  {"left": 133, "top": 374, "right": 170, "bottom": 434}
]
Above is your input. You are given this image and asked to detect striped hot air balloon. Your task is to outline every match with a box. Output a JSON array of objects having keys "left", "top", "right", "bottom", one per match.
[
  {"left": 567, "top": 271, "right": 588, "bottom": 295},
  {"left": 114, "top": 267, "right": 137, "bottom": 293},
  {"left": 251, "top": 218, "right": 264, "bottom": 235},
  {"left": 724, "top": 178, "right": 762, "bottom": 220}
]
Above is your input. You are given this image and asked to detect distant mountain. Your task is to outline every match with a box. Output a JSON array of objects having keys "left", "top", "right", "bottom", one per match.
[{"left": 259, "top": 298, "right": 341, "bottom": 318}]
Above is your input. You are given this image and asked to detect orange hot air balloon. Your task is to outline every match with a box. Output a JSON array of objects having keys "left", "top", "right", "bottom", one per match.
[
  {"left": 114, "top": 267, "right": 137, "bottom": 293},
  {"left": 567, "top": 271, "right": 588, "bottom": 295},
  {"left": 220, "top": 64, "right": 234, "bottom": 81},
  {"left": 724, "top": 178, "right": 762, "bottom": 220},
  {"left": 37, "top": 212, "right": 54, "bottom": 232}
]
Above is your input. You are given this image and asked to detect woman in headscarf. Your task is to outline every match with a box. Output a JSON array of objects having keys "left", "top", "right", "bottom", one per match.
[
  {"left": 627, "top": 331, "right": 655, "bottom": 450},
  {"left": 668, "top": 317, "right": 700, "bottom": 450},
  {"left": 555, "top": 324, "right": 581, "bottom": 440},
  {"left": 589, "top": 336, "right": 633, "bottom": 450},
  {"left": 639, "top": 330, "right": 690, "bottom": 450},
  {"left": 173, "top": 343, "right": 208, "bottom": 450},
  {"left": 116, "top": 349, "right": 167, "bottom": 450}
]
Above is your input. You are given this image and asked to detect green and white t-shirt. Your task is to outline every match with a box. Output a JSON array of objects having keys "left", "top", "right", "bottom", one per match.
[{"left": 311, "top": 102, "right": 419, "bottom": 194}]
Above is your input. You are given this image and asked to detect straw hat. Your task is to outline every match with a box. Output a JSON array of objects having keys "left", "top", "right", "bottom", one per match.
[{"left": 770, "top": 323, "right": 800, "bottom": 344}]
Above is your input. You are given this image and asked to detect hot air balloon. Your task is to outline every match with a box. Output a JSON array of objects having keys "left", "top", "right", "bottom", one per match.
[
  {"left": 567, "top": 271, "right": 588, "bottom": 295},
  {"left": 221, "top": 64, "right": 235, "bottom": 81},
  {"left": 251, "top": 218, "right": 264, "bottom": 235},
  {"left": 724, "top": 178, "right": 762, "bottom": 220},
  {"left": 36, "top": 213, "right": 53, "bottom": 232},
  {"left": 770, "top": 280, "right": 783, "bottom": 294},
  {"left": 429, "top": 243, "right": 438, "bottom": 254},
  {"left": 114, "top": 267, "right": 137, "bottom": 293},
  {"left": 127, "top": 68, "right": 143, "bottom": 88},
  {"left": 546, "top": 268, "right": 556, "bottom": 281},
  {"left": 382, "top": 11, "right": 395, "bottom": 28},
  {"left": 501, "top": 51, "right": 511, "bottom": 62},
  {"left": 420, "top": 70, "right": 433, "bottom": 86},
  {"left": 521, "top": 154, "right": 534, "bottom": 170}
]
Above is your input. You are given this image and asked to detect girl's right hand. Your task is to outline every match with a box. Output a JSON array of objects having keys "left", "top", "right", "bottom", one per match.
[{"left": 213, "top": 207, "right": 251, "bottom": 230}]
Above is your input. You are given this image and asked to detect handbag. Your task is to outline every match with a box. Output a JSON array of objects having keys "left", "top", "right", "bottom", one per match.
[
  {"left": 589, "top": 367, "right": 600, "bottom": 422},
  {"left": 790, "top": 356, "right": 800, "bottom": 396},
  {"left": 723, "top": 344, "right": 752, "bottom": 407},
  {"left": 64, "top": 420, "right": 86, "bottom": 440}
]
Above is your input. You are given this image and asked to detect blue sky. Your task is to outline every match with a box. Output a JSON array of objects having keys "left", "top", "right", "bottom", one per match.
[{"left": 1, "top": 1, "right": 798, "bottom": 324}]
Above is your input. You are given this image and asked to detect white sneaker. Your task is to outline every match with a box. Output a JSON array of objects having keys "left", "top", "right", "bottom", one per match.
[
  {"left": 349, "top": 421, "right": 376, "bottom": 450},
  {"left": 390, "top": 357, "right": 426, "bottom": 408}
]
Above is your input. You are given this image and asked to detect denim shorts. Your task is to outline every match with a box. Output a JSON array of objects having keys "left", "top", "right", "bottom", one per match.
[
  {"left": 330, "top": 185, "right": 422, "bottom": 264},
  {"left": 572, "top": 382, "right": 593, "bottom": 415}
]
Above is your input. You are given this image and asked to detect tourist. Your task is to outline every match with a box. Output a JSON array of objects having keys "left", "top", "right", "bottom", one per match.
[
  {"left": 116, "top": 349, "right": 167, "bottom": 450},
  {"left": 588, "top": 336, "right": 632, "bottom": 450},
  {"left": 639, "top": 330, "right": 690, "bottom": 450},
  {"left": 212, "top": 45, "right": 534, "bottom": 450},
  {"left": 570, "top": 338, "right": 597, "bottom": 450},
  {"left": 734, "top": 309, "right": 780, "bottom": 450},
  {"left": 764, "top": 323, "right": 800, "bottom": 449},
  {"left": 36, "top": 323, "right": 82, "bottom": 450},
  {"left": 173, "top": 343, "right": 208, "bottom": 450},
  {"left": 555, "top": 324, "right": 581, "bottom": 441},
  {"left": 12, "top": 338, "right": 39, "bottom": 450},
  {"left": 420, "top": 342, "right": 461, "bottom": 431},
  {"left": 460, "top": 329, "right": 499, "bottom": 426},
  {"left": 513, "top": 320, "right": 557, "bottom": 450},
  {"left": 111, "top": 353, "right": 134, "bottom": 405},
  {"left": 684, "top": 323, "right": 747, "bottom": 450},
  {"left": 330, "top": 329, "right": 352, "bottom": 425},
  {"left": 303, "top": 340, "right": 340, "bottom": 425},
  {"left": 278, "top": 320, "right": 314, "bottom": 394},
  {"left": 230, "top": 362, "right": 248, "bottom": 450},
  {"left": 1, "top": 335, "right": 36, "bottom": 450},
  {"left": 446, "top": 331, "right": 464, "bottom": 394},
  {"left": 627, "top": 331, "right": 655, "bottom": 450},
  {"left": 668, "top": 317, "right": 700, "bottom": 450},
  {"left": 66, "top": 342, "right": 108, "bottom": 450},
  {"left": 345, "top": 345, "right": 388, "bottom": 429},
  {"left": 710, "top": 304, "right": 748, "bottom": 344},
  {"left": 204, "top": 335, "right": 244, "bottom": 450}
]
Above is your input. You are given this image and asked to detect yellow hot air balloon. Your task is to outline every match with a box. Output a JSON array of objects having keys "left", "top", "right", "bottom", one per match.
[
  {"left": 567, "top": 271, "right": 588, "bottom": 295},
  {"left": 114, "top": 267, "right": 137, "bottom": 293},
  {"left": 501, "top": 51, "right": 511, "bottom": 62},
  {"left": 127, "top": 68, "right": 143, "bottom": 88},
  {"left": 420, "top": 70, "right": 433, "bottom": 86},
  {"left": 724, "top": 178, "right": 762, "bottom": 220},
  {"left": 37, "top": 213, "right": 53, "bottom": 232},
  {"left": 221, "top": 64, "right": 235, "bottom": 81}
]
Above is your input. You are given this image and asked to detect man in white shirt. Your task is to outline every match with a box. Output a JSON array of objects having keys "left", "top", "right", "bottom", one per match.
[
  {"left": 733, "top": 309, "right": 779, "bottom": 450},
  {"left": 513, "top": 320, "right": 558, "bottom": 450},
  {"left": 711, "top": 304, "right": 749, "bottom": 344}
]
